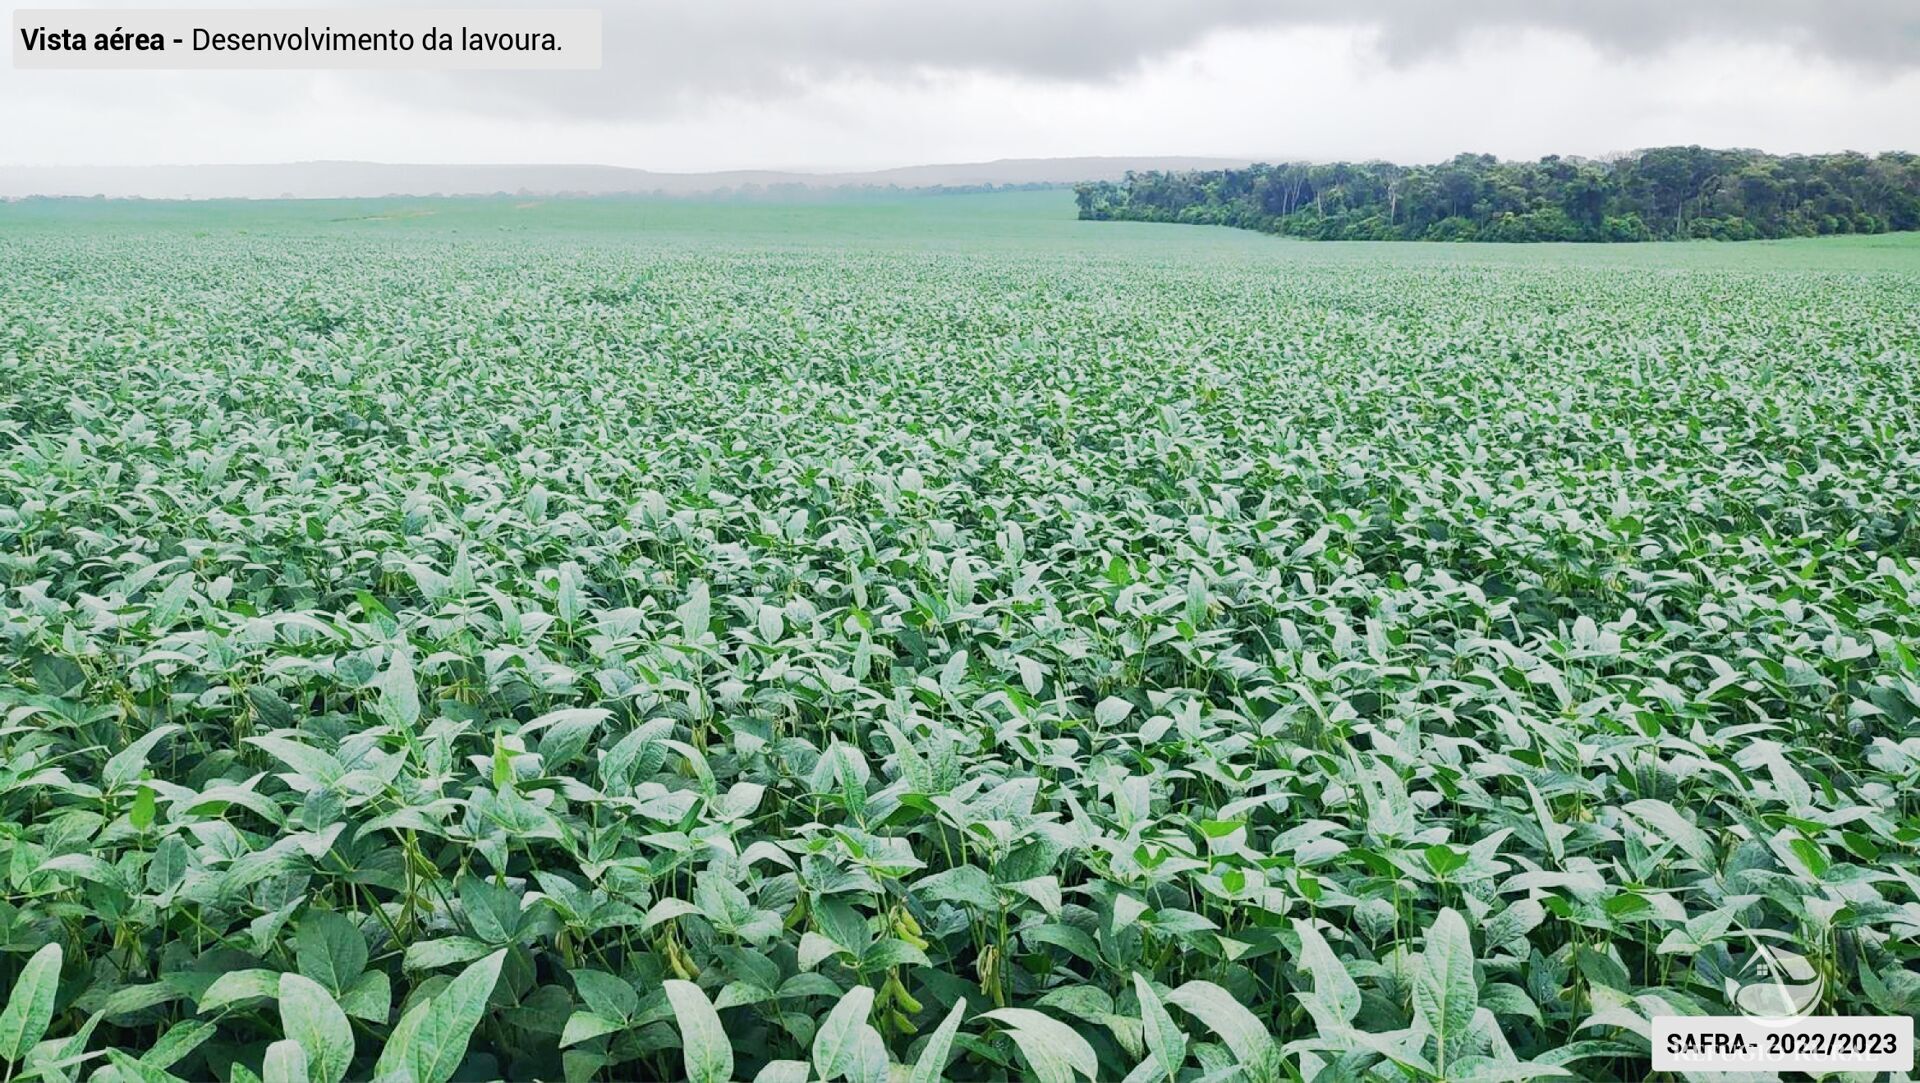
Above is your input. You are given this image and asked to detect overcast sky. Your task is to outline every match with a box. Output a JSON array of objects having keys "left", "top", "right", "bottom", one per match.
[{"left": 6, "top": 0, "right": 1918, "bottom": 170}]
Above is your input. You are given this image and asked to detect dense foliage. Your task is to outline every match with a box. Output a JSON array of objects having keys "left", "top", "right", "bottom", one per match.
[
  {"left": 2, "top": 212, "right": 1919, "bottom": 1083},
  {"left": 1076, "top": 147, "right": 1920, "bottom": 242}
]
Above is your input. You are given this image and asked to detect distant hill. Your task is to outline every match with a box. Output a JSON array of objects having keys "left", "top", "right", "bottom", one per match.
[{"left": 0, "top": 157, "right": 1256, "bottom": 201}]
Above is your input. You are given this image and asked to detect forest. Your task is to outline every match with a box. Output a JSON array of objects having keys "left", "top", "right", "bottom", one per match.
[{"left": 1075, "top": 146, "right": 1920, "bottom": 241}]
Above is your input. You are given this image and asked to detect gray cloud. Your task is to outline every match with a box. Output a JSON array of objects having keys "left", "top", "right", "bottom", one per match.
[
  {"left": 397, "top": 0, "right": 1919, "bottom": 120},
  {"left": 1362, "top": 0, "right": 1920, "bottom": 66},
  {"left": 9, "top": 0, "right": 1914, "bottom": 171}
]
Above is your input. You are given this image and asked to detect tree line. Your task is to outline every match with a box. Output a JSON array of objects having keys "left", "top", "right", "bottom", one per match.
[{"left": 1074, "top": 147, "right": 1920, "bottom": 242}]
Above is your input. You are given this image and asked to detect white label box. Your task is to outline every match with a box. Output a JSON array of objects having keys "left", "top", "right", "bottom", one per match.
[
  {"left": 13, "top": 9, "right": 601, "bottom": 69},
  {"left": 1652, "top": 1015, "right": 1914, "bottom": 1073}
]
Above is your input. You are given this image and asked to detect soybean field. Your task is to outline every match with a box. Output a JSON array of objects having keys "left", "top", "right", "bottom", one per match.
[{"left": 1, "top": 192, "right": 1919, "bottom": 1082}]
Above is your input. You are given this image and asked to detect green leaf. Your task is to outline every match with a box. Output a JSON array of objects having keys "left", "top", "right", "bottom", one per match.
[
  {"left": 1524, "top": 779, "right": 1567, "bottom": 866},
  {"left": 560, "top": 1012, "right": 623, "bottom": 1047},
  {"left": 909, "top": 998, "right": 967, "bottom": 1083},
  {"left": 377, "top": 646, "right": 421, "bottom": 728},
  {"left": 298, "top": 911, "right": 368, "bottom": 993},
  {"left": 1028, "top": 924, "right": 1102, "bottom": 966},
  {"left": 800, "top": 932, "right": 850, "bottom": 972},
  {"left": 0, "top": 942, "right": 62, "bottom": 1062},
  {"left": 30, "top": 655, "right": 85, "bottom": 698},
  {"left": 570, "top": 970, "right": 637, "bottom": 1022},
  {"left": 104, "top": 1048, "right": 187, "bottom": 1083},
  {"left": 246, "top": 733, "right": 347, "bottom": 788},
  {"left": 104, "top": 724, "right": 183, "bottom": 791},
  {"left": 1625, "top": 800, "right": 1717, "bottom": 869},
  {"left": 1133, "top": 975, "right": 1186, "bottom": 1083},
  {"left": 678, "top": 580, "right": 712, "bottom": 641},
  {"left": 914, "top": 865, "right": 998, "bottom": 910},
  {"left": 280, "top": 972, "right": 355, "bottom": 1083},
  {"left": 1290, "top": 918, "right": 1361, "bottom": 1026},
  {"left": 1447, "top": 1057, "right": 1572, "bottom": 1082},
  {"left": 340, "top": 971, "right": 391, "bottom": 1022},
  {"left": 519, "top": 706, "right": 612, "bottom": 737},
  {"left": 644, "top": 898, "right": 703, "bottom": 930},
  {"left": 142, "top": 1019, "right": 215, "bottom": 1071},
  {"left": 1424, "top": 843, "right": 1468, "bottom": 878},
  {"left": 1165, "top": 981, "right": 1273, "bottom": 1069},
  {"left": 404, "top": 936, "right": 493, "bottom": 971},
  {"left": 811, "top": 984, "right": 876, "bottom": 1081},
  {"left": 556, "top": 561, "right": 585, "bottom": 624},
  {"left": 861, "top": 939, "right": 930, "bottom": 972},
  {"left": 664, "top": 979, "right": 733, "bottom": 1083},
  {"left": 198, "top": 969, "right": 282, "bottom": 1014},
  {"left": 754, "top": 1062, "right": 812, "bottom": 1083},
  {"left": 101, "top": 982, "right": 183, "bottom": 1018},
  {"left": 1413, "top": 908, "right": 1477, "bottom": 1073},
  {"left": 261, "top": 1039, "right": 309, "bottom": 1083},
  {"left": 130, "top": 784, "right": 157, "bottom": 830},
  {"left": 983, "top": 1008, "right": 1099, "bottom": 1083},
  {"left": 373, "top": 948, "right": 506, "bottom": 1083},
  {"left": 845, "top": 1026, "right": 889, "bottom": 1083},
  {"left": 458, "top": 874, "right": 523, "bottom": 944}
]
